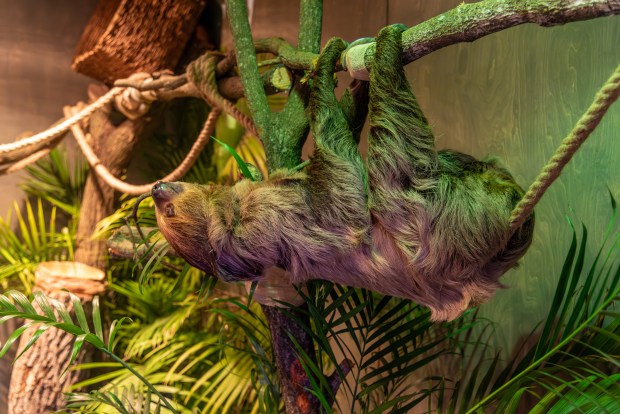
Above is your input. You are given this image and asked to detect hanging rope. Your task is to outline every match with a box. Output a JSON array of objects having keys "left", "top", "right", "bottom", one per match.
[
  {"left": 0, "top": 87, "right": 123, "bottom": 156},
  {"left": 509, "top": 63, "right": 620, "bottom": 234},
  {"left": 0, "top": 52, "right": 260, "bottom": 196},
  {"left": 65, "top": 106, "right": 221, "bottom": 195},
  {"left": 67, "top": 54, "right": 258, "bottom": 195}
]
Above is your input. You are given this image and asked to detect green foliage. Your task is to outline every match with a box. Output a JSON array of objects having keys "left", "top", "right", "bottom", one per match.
[
  {"left": 211, "top": 136, "right": 257, "bottom": 181},
  {"left": 288, "top": 282, "right": 470, "bottom": 413},
  {"left": 0, "top": 199, "right": 75, "bottom": 292},
  {"left": 20, "top": 146, "right": 88, "bottom": 218},
  {"left": 0, "top": 290, "right": 178, "bottom": 412},
  {"left": 63, "top": 271, "right": 278, "bottom": 414}
]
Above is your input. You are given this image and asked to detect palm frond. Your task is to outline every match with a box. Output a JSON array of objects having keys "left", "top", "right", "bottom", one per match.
[
  {"left": 0, "top": 199, "right": 74, "bottom": 292},
  {"left": 66, "top": 387, "right": 174, "bottom": 414},
  {"left": 287, "top": 282, "right": 454, "bottom": 413},
  {"left": 0, "top": 290, "right": 179, "bottom": 413},
  {"left": 20, "top": 145, "right": 88, "bottom": 217}
]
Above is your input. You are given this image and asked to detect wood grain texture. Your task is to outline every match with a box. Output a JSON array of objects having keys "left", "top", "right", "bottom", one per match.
[{"left": 391, "top": 0, "right": 620, "bottom": 352}]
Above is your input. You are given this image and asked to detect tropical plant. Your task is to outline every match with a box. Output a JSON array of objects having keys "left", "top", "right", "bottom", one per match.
[
  {"left": 20, "top": 145, "right": 88, "bottom": 218},
  {"left": 0, "top": 144, "right": 83, "bottom": 293},
  {"left": 0, "top": 199, "right": 75, "bottom": 293}
]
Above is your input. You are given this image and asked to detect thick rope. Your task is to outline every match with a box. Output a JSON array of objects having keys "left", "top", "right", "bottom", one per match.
[
  {"left": 0, "top": 87, "right": 123, "bottom": 155},
  {"left": 187, "top": 54, "right": 259, "bottom": 137},
  {"left": 66, "top": 56, "right": 254, "bottom": 195},
  {"left": 65, "top": 106, "right": 221, "bottom": 195},
  {"left": 0, "top": 148, "right": 52, "bottom": 174},
  {"left": 509, "top": 63, "right": 620, "bottom": 233}
]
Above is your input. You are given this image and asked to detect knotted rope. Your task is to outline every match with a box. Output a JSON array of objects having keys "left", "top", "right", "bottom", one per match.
[
  {"left": 509, "top": 63, "right": 620, "bottom": 234},
  {"left": 1, "top": 53, "right": 259, "bottom": 196}
]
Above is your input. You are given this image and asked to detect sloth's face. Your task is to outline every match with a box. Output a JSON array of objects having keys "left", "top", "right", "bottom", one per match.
[{"left": 152, "top": 181, "right": 215, "bottom": 273}]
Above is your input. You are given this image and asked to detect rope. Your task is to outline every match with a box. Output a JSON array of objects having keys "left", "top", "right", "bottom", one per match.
[
  {"left": 67, "top": 55, "right": 255, "bottom": 195},
  {"left": 0, "top": 148, "right": 51, "bottom": 174},
  {"left": 509, "top": 63, "right": 620, "bottom": 233},
  {"left": 65, "top": 106, "right": 220, "bottom": 196},
  {"left": 0, "top": 87, "right": 123, "bottom": 155},
  {"left": 187, "top": 54, "right": 259, "bottom": 137}
]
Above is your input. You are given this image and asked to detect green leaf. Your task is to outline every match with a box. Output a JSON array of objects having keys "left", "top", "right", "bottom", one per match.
[
  {"left": 62, "top": 334, "right": 86, "bottom": 376},
  {"left": 92, "top": 296, "right": 104, "bottom": 342},
  {"left": 14, "top": 325, "right": 50, "bottom": 362},
  {"left": 108, "top": 317, "right": 132, "bottom": 352},
  {"left": 33, "top": 291, "right": 56, "bottom": 320},
  {"left": 212, "top": 136, "right": 256, "bottom": 181},
  {"left": 70, "top": 293, "right": 90, "bottom": 334},
  {"left": 0, "top": 322, "right": 32, "bottom": 358}
]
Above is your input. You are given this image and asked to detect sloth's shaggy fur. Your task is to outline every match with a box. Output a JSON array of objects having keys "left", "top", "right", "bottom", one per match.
[{"left": 154, "top": 26, "right": 534, "bottom": 321}]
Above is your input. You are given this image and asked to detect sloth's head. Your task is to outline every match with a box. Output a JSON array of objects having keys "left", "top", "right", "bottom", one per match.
[{"left": 152, "top": 181, "right": 217, "bottom": 273}]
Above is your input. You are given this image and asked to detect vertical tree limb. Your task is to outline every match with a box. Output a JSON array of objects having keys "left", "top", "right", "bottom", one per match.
[
  {"left": 225, "top": 1, "right": 327, "bottom": 413},
  {"left": 226, "top": 0, "right": 272, "bottom": 136}
]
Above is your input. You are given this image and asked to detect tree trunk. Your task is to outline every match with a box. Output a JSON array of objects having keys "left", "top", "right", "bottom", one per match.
[
  {"left": 74, "top": 87, "right": 144, "bottom": 267},
  {"left": 8, "top": 262, "right": 105, "bottom": 413}
]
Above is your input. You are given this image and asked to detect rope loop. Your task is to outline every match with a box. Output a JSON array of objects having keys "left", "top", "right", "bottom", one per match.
[{"left": 187, "top": 53, "right": 259, "bottom": 137}]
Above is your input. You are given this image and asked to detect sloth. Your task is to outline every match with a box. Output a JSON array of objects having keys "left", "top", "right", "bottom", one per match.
[{"left": 152, "top": 25, "right": 534, "bottom": 321}]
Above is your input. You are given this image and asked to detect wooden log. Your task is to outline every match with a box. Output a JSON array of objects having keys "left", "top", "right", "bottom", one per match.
[
  {"left": 8, "top": 262, "right": 106, "bottom": 414},
  {"left": 73, "top": 0, "right": 206, "bottom": 83},
  {"left": 73, "top": 86, "right": 145, "bottom": 269}
]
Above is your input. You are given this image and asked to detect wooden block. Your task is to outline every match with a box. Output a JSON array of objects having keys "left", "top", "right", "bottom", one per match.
[{"left": 73, "top": 0, "right": 206, "bottom": 83}]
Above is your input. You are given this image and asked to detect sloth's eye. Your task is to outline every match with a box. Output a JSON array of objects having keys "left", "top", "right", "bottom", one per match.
[{"left": 165, "top": 204, "right": 176, "bottom": 217}]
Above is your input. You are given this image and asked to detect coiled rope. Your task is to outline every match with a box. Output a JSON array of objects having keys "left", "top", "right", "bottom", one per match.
[{"left": 186, "top": 54, "right": 259, "bottom": 137}]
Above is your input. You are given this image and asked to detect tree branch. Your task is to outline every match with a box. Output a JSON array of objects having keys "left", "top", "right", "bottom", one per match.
[
  {"left": 344, "top": 0, "right": 620, "bottom": 78},
  {"left": 298, "top": 0, "right": 323, "bottom": 53},
  {"left": 225, "top": 0, "right": 271, "bottom": 136}
]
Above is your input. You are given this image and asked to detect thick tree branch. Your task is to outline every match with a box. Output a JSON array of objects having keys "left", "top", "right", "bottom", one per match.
[
  {"left": 225, "top": 0, "right": 271, "bottom": 136},
  {"left": 298, "top": 0, "right": 323, "bottom": 53},
  {"left": 345, "top": 0, "right": 620, "bottom": 78}
]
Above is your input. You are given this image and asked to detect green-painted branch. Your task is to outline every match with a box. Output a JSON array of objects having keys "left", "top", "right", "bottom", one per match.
[
  {"left": 225, "top": 0, "right": 271, "bottom": 136},
  {"left": 298, "top": 0, "right": 323, "bottom": 53},
  {"left": 265, "top": 0, "right": 324, "bottom": 171},
  {"left": 256, "top": 0, "right": 620, "bottom": 79},
  {"left": 347, "top": 0, "right": 620, "bottom": 78}
]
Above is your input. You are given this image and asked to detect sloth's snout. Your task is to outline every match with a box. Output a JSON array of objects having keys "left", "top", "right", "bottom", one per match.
[{"left": 152, "top": 181, "right": 183, "bottom": 205}]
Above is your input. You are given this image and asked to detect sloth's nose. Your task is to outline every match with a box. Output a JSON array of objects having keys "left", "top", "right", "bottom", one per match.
[{"left": 152, "top": 181, "right": 182, "bottom": 204}]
